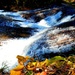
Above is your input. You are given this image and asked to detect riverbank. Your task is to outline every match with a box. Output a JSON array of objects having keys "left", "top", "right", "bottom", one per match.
[{"left": 1, "top": 55, "right": 75, "bottom": 75}]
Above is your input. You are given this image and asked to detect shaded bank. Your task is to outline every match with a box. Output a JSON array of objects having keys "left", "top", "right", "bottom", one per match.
[{"left": 0, "top": 0, "right": 64, "bottom": 11}]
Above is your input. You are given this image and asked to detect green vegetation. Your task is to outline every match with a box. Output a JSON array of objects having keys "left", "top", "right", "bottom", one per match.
[
  {"left": 64, "top": 0, "right": 75, "bottom": 8},
  {"left": 24, "top": 55, "right": 75, "bottom": 75},
  {"left": 0, "top": 55, "right": 75, "bottom": 75},
  {"left": 0, "top": 62, "right": 9, "bottom": 74},
  {"left": 64, "top": 0, "right": 75, "bottom": 3}
]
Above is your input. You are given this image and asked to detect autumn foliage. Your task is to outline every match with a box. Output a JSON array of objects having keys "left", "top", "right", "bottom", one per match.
[{"left": 9, "top": 55, "right": 75, "bottom": 75}]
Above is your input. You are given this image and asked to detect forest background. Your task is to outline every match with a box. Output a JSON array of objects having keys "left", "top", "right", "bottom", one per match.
[{"left": 0, "top": 0, "right": 75, "bottom": 11}]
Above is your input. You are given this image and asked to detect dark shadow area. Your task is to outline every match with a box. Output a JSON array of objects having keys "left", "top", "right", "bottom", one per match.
[
  {"left": 0, "top": 0, "right": 64, "bottom": 11},
  {"left": 56, "top": 20, "right": 75, "bottom": 28},
  {"left": 0, "top": 26, "right": 37, "bottom": 38},
  {"left": 43, "top": 46, "right": 75, "bottom": 59}
]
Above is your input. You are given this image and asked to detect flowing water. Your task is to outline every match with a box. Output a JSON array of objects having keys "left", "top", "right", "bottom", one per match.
[{"left": 0, "top": 5, "right": 75, "bottom": 70}]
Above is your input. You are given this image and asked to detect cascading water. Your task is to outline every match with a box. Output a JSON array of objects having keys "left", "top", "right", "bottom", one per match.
[
  {"left": 0, "top": 28, "right": 48, "bottom": 69},
  {"left": 0, "top": 5, "right": 75, "bottom": 70}
]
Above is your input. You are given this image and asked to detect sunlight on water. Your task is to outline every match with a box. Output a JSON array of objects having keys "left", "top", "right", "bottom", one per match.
[
  {"left": 25, "top": 27, "right": 75, "bottom": 58},
  {"left": 0, "top": 7, "right": 75, "bottom": 70},
  {"left": 0, "top": 29, "right": 48, "bottom": 69},
  {"left": 0, "top": 39, "right": 27, "bottom": 69},
  {"left": 38, "top": 11, "right": 62, "bottom": 27},
  {"left": 56, "top": 15, "right": 75, "bottom": 25}
]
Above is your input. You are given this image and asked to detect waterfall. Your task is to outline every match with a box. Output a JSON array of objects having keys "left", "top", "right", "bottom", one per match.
[
  {"left": 0, "top": 29, "right": 48, "bottom": 69},
  {"left": 0, "top": 5, "right": 75, "bottom": 70}
]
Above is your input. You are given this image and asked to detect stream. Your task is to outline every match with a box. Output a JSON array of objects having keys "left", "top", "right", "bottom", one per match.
[{"left": 0, "top": 4, "right": 75, "bottom": 70}]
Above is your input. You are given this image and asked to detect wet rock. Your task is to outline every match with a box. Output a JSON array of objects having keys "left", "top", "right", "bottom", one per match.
[
  {"left": 0, "top": 26, "right": 36, "bottom": 39},
  {"left": 47, "top": 27, "right": 75, "bottom": 46},
  {"left": 26, "top": 26, "right": 75, "bottom": 60},
  {"left": 20, "top": 7, "right": 60, "bottom": 22}
]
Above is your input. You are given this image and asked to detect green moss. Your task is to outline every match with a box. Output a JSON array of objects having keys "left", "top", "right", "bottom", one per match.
[
  {"left": 49, "top": 56, "right": 66, "bottom": 64},
  {"left": 26, "top": 71, "right": 34, "bottom": 75}
]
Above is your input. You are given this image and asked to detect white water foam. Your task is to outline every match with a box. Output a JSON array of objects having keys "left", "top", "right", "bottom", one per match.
[{"left": 0, "top": 29, "right": 48, "bottom": 69}]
